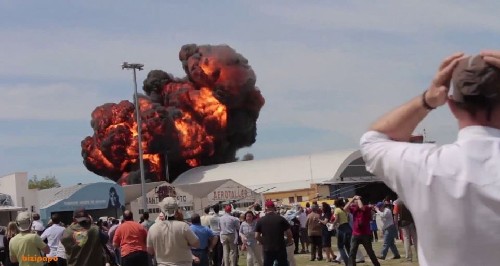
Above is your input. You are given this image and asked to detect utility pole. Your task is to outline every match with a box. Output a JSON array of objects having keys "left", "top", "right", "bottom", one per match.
[{"left": 122, "top": 62, "right": 148, "bottom": 212}]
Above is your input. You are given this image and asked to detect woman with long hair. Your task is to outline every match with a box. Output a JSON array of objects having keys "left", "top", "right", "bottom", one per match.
[
  {"left": 320, "top": 202, "right": 335, "bottom": 262},
  {"left": 4, "top": 222, "right": 19, "bottom": 266},
  {"left": 239, "top": 211, "right": 263, "bottom": 266}
]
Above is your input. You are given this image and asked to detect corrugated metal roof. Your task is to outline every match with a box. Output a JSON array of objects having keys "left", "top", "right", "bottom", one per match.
[
  {"left": 0, "top": 206, "right": 27, "bottom": 212},
  {"left": 38, "top": 184, "right": 90, "bottom": 208}
]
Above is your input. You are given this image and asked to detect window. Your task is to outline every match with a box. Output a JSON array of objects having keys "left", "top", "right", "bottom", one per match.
[
  {"left": 289, "top": 197, "right": 295, "bottom": 203},
  {"left": 297, "top": 196, "right": 303, "bottom": 202}
]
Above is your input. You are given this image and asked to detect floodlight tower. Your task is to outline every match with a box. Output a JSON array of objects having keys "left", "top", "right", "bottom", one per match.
[{"left": 122, "top": 62, "right": 147, "bottom": 212}]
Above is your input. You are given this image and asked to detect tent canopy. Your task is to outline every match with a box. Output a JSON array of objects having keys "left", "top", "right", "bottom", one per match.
[{"left": 173, "top": 150, "right": 373, "bottom": 190}]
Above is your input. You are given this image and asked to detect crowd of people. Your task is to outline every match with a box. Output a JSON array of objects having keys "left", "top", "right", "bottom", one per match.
[{"left": 0, "top": 195, "right": 419, "bottom": 266}]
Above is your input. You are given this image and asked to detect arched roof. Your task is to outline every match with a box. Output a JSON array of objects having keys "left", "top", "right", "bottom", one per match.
[{"left": 173, "top": 149, "right": 363, "bottom": 190}]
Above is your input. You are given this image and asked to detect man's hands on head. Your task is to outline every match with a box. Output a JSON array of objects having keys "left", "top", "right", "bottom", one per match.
[
  {"left": 425, "top": 52, "right": 466, "bottom": 109},
  {"left": 480, "top": 50, "right": 500, "bottom": 68}
]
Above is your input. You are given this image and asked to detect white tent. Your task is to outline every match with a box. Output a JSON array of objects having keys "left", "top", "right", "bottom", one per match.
[{"left": 173, "top": 149, "right": 374, "bottom": 193}]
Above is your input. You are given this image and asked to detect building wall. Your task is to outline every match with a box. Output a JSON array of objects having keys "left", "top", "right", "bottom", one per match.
[
  {"left": 0, "top": 172, "right": 37, "bottom": 211},
  {"left": 39, "top": 183, "right": 125, "bottom": 224},
  {"left": 14, "top": 172, "right": 29, "bottom": 208},
  {"left": 0, "top": 173, "right": 18, "bottom": 206},
  {"left": 263, "top": 184, "right": 331, "bottom": 205},
  {"left": 130, "top": 182, "right": 195, "bottom": 221},
  {"left": 26, "top": 189, "right": 38, "bottom": 212},
  {"left": 130, "top": 183, "right": 249, "bottom": 221},
  {"left": 201, "top": 180, "right": 258, "bottom": 214}
]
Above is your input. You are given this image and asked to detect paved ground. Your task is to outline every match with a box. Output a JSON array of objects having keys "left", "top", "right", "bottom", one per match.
[{"left": 238, "top": 240, "right": 418, "bottom": 266}]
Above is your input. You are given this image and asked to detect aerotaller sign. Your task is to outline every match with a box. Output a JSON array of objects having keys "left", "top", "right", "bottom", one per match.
[{"left": 211, "top": 188, "right": 250, "bottom": 201}]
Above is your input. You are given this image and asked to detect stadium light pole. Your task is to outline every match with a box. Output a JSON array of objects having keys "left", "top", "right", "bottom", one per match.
[{"left": 122, "top": 62, "right": 148, "bottom": 212}]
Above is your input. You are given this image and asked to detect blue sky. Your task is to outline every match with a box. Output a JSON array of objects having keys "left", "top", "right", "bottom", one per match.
[{"left": 2, "top": 1, "right": 500, "bottom": 186}]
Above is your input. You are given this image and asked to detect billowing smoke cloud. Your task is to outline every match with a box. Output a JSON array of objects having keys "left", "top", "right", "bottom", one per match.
[{"left": 81, "top": 44, "right": 265, "bottom": 185}]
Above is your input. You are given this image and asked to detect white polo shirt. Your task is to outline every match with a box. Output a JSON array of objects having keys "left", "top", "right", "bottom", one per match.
[
  {"left": 376, "top": 208, "right": 394, "bottom": 231},
  {"left": 40, "top": 224, "right": 65, "bottom": 257},
  {"left": 360, "top": 126, "right": 500, "bottom": 266}
]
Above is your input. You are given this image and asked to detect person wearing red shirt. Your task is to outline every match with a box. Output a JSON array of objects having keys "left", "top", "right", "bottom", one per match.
[
  {"left": 113, "top": 210, "right": 149, "bottom": 266},
  {"left": 344, "top": 196, "right": 380, "bottom": 266}
]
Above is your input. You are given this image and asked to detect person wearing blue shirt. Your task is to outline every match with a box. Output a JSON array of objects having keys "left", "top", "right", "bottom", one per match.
[{"left": 190, "top": 214, "right": 217, "bottom": 266}]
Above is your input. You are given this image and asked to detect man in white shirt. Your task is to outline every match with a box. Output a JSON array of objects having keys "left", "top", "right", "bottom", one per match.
[
  {"left": 296, "top": 207, "right": 309, "bottom": 254},
  {"left": 200, "top": 207, "right": 212, "bottom": 227},
  {"left": 31, "top": 213, "right": 45, "bottom": 235},
  {"left": 41, "top": 214, "right": 66, "bottom": 265},
  {"left": 360, "top": 51, "right": 500, "bottom": 266},
  {"left": 219, "top": 205, "right": 240, "bottom": 266},
  {"left": 208, "top": 204, "right": 223, "bottom": 266},
  {"left": 374, "top": 202, "right": 400, "bottom": 260}
]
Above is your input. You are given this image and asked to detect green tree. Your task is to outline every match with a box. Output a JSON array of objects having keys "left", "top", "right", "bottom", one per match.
[{"left": 28, "top": 175, "right": 61, "bottom": 190}]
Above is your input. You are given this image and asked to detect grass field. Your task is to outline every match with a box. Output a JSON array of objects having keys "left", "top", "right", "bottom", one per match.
[{"left": 238, "top": 240, "right": 418, "bottom": 266}]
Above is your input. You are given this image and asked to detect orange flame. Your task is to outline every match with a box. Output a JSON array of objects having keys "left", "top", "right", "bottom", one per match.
[{"left": 173, "top": 88, "right": 226, "bottom": 166}]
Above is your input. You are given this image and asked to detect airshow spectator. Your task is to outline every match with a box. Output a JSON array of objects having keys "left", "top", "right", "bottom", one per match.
[
  {"left": 219, "top": 205, "right": 240, "bottom": 266},
  {"left": 3, "top": 221, "right": 19, "bottom": 266},
  {"left": 40, "top": 214, "right": 66, "bottom": 266},
  {"left": 374, "top": 202, "right": 400, "bottom": 260},
  {"left": 360, "top": 51, "right": 500, "bottom": 265},
  {"left": 157, "top": 212, "right": 165, "bottom": 222},
  {"left": 394, "top": 199, "right": 417, "bottom": 262},
  {"left": 239, "top": 211, "right": 263, "bottom": 266},
  {"left": 141, "top": 212, "right": 155, "bottom": 231},
  {"left": 344, "top": 196, "right": 380, "bottom": 266},
  {"left": 333, "top": 198, "right": 351, "bottom": 266},
  {"left": 287, "top": 211, "right": 300, "bottom": 255},
  {"left": 201, "top": 207, "right": 212, "bottom": 227},
  {"left": 9, "top": 212, "right": 50, "bottom": 266},
  {"left": 107, "top": 219, "right": 120, "bottom": 265},
  {"left": 190, "top": 214, "right": 217, "bottom": 266},
  {"left": 296, "top": 207, "right": 309, "bottom": 254},
  {"left": 61, "top": 208, "right": 108, "bottom": 266},
  {"left": 209, "top": 204, "right": 222, "bottom": 266},
  {"left": 255, "top": 200, "right": 293, "bottom": 266},
  {"left": 31, "top": 213, "right": 45, "bottom": 236},
  {"left": 320, "top": 202, "right": 334, "bottom": 262},
  {"left": 306, "top": 204, "right": 323, "bottom": 261},
  {"left": 147, "top": 197, "right": 200, "bottom": 266},
  {"left": 113, "top": 210, "right": 149, "bottom": 266}
]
